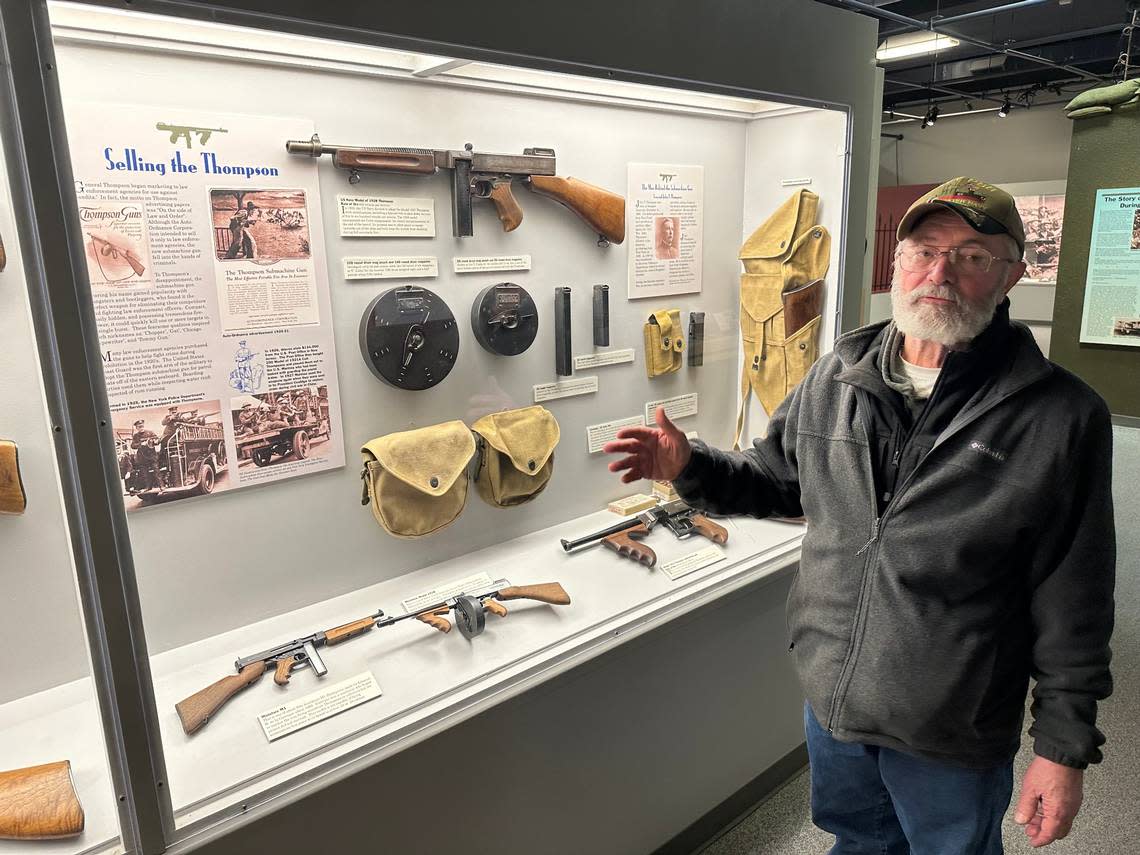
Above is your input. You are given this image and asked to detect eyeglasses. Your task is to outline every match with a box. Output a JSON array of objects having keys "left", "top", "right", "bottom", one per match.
[{"left": 897, "top": 244, "right": 1016, "bottom": 275}]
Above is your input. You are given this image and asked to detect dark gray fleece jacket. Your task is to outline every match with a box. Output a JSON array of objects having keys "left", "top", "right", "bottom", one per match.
[{"left": 675, "top": 306, "right": 1115, "bottom": 769}]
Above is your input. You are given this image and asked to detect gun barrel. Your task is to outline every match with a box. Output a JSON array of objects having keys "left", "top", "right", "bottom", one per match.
[
  {"left": 560, "top": 517, "right": 640, "bottom": 552},
  {"left": 286, "top": 136, "right": 336, "bottom": 157}
]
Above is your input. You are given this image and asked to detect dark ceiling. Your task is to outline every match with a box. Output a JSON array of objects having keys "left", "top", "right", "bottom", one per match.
[{"left": 818, "top": 0, "right": 1138, "bottom": 113}]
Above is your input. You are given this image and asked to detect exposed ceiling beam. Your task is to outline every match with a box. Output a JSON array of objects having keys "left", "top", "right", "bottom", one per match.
[
  {"left": 830, "top": 0, "right": 1107, "bottom": 82},
  {"left": 879, "top": 0, "right": 1050, "bottom": 36}
]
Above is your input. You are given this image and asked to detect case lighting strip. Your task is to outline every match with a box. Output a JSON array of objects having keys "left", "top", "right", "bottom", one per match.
[{"left": 47, "top": 1, "right": 808, "bottom": 121}]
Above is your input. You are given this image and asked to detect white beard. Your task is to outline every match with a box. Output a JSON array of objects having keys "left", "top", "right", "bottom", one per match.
[{"left": 890, "top": 273, "right": 1002, "bottom": 346}]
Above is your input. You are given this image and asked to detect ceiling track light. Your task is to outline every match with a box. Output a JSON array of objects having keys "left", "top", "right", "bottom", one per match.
[
  {"left": 921, "top": 104, "right": 939, "bottom": 128},
  {"left": 998, "top": 99, "right": 1012, "bottom": 118}
]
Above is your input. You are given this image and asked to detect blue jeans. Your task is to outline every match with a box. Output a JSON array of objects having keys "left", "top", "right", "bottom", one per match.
[{"left": 805, "top": 703, "right": 1013, "bottom": 855}]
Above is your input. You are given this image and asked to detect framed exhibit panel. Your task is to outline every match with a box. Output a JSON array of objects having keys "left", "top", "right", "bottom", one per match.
[{"left": 0, "top": 1, "right": 872, "bottom": 852}]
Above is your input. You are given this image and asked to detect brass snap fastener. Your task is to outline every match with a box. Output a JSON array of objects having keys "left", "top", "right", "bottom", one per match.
[
  {"left": 528, "top": 459, "right": 536, "bottom": 471},
  {"left": 429, "top": 476, "right": 439, "bottom": 488},
  {"left": 800, "top": 342, "right": 807, "bottom": 350}
]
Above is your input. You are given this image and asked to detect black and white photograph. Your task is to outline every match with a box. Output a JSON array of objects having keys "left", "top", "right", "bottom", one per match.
[
  {"left": 231, "top": 385, "right": 332, "bottom": 471},
  {"left": 1132, "top": 207, "right": 1140, "bottom": 251},
  {"left": 1112, "top": 317, "right": 1140, "bottom": 337},
  {"left": 112, "top": 401, "right": 229, "bottom": 510}
]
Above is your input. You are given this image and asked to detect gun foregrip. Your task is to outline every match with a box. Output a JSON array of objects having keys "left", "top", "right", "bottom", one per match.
[
  {"left": 416, "top": 608, "right": 452, "bottom": 634},
  {"left": 175, "top": 661, "right": 265, "bottom": 735},
  {"left": 497, "top": 583, "right": 572, "bottom": 606},
  {"left": 487, "top": 182, "right": 524, "bottom": 232},
  {"left": 691, "top": 515, "right": 729, "bottom": 545},
  {"left": 603, "top": 526, "right": 656, "bottom": 567},
  {"left": 483, "top": 599, "right": 509, "bottom": 617},
  {"left": 0, "top": 761, "right": 84, "bottom": 840},
  {"left": 527, "top": 175, "right": 626, "bottom": 244}
]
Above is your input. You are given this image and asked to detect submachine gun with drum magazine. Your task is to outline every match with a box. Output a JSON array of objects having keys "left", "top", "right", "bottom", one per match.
[
  {"left": 560, "top": 500, "right": 729, "bottom": 568},
  {"left": 175, "top": 579, "right": 571, "bottom": 734}
]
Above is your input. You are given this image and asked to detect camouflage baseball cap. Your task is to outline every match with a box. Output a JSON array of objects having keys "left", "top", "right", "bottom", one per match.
[{"left": 897, "top": 177, "right": 1025, "bottom": 256}]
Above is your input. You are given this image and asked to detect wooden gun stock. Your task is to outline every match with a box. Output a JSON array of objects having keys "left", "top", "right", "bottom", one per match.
[
  {"left": 175, "top": 661, "right": 265, "bottom": 735},
  {"left": 691, "top": 514, "right": 729, "bottom": 545},
  {"left": 123, "top": 251, "right": 145, "bottom": 277},
  {"left": 0, "top": 761, "right": 84, "bottom": 840},
  {"left": 527, "top": 175, "right": 626, "bottom": 244},
  {"left": 0, "top": 440, "right": 27, "bottom": 515},
  {"left": 497, "top": 582, "right": 572, "bottom": 606},
  {"left": 602, "top": 525, "right": 657, "bottom": 567}
]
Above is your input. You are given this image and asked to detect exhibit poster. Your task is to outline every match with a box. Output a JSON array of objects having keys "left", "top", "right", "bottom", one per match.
[
  {"left": 1013, "top": 193, "right": 1065, "bottom": 284},
  {"left": 1079, "top": 187, "right": 1140, "bottom": 347},
  {"left": 65, "top": 103, "right": 346, "bottom": 510},
  {"left": 627, "top": 163, "right": 704, "bottom": 299}
]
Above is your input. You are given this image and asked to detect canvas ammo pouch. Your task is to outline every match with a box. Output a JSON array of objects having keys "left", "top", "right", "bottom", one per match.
[
  {"left": 471, "top": 406, "right": 560, "bottom": 508},
  {"left": 644, "top": 308, "right": 685, "bottom": 378},
  {"left": 360, "top": 420, "right": 475, "bottom": 538},
  {"left": 736, "top": 189, "right": 831, "bottom": 447}
]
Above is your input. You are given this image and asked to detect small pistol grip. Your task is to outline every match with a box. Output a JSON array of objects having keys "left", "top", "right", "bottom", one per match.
[
  {"left": 691, "top": 514, "right": 729, "bottom": 545},
  {"left": 487, "top": 182, "right": 524, "bottom": 232},
  {"left": 273, "top": 656, "right": 297, "bottom": 686},
  {"left": 603, "top": 525, "right": 657, "bottom": 567}
]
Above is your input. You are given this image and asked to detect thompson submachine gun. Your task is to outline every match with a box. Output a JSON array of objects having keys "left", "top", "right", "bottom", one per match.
[
  {"left": 285, "top": 133, "right": 626, "bottom": 245},
  {"left": 560, "top": 500, "right": 728, "bottom": 567},
  {"left": 175, "top": 580, "right": 571, "bottom": 734},
  {"left": 0, "top": 761, "right": 84, "bottom": 840}
]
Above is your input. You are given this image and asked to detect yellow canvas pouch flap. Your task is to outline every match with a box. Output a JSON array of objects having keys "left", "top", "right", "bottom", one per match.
[
  {"left": 739, "top": 189, "right": 820, "bottom": 270},
  {"left": 643, "top": 309, "right": 685, "bottom": 377},
  {"left": 471, "top": 405, "right": 560, "bottom": 508},
  {"left": 782, "top": 225, "right": 831, "bottom": 291},
  {"left": 360, "top": 420, "right": 475, "bottom": 538}
]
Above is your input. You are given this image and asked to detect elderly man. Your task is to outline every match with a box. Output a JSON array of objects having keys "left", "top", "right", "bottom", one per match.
[{"left": 605, "top": 178, "right": 1115, "bottom": 853}]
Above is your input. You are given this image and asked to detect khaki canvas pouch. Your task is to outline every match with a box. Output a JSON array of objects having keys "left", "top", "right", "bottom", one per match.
[
  {"left": 360, "top": 420, "right": 475, "bottom": 538},
  {"left": 643, "top": 308, "right": 685, "bottom": 378},
  {"left": 471, "top": 405, "right": 560, "bottom": 508}
]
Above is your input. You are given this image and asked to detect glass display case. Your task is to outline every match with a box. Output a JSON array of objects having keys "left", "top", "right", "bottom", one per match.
[{"left": 1, "top": 1, "right": 870, "bottom": 851}]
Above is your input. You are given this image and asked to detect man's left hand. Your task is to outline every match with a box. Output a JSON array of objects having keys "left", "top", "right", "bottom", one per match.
[{"left": 1013, "top": 756, "right": 1084, "bottom": 847}]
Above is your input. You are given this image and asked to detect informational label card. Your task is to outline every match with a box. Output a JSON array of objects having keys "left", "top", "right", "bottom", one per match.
[
  {"left": 659, "top": 545, "right": 726, "bottom": 581},
  {"left": 586, "top": 414, "right": 645, "bottom": 454},
  {"left": 257, "top": 673, "right": 383, "bottom": 742},
  {"left": 1079, "top": 187, "right": 1140, "bottom": 346},
  {"left": 400, "top": 572, "right": 495, "bottom": 614},
  {"left": 337, "top": 195, "right": 435, "bottom": 237},
  {"left": 67, "top": 104, "right": 345, "bottom": 512},
  {"left": 574, "top": 348, "right": 635, "bottom": 370},
  {"left": 453, "top": 255, "right": 532, "bottom": 273},
  {"left": 534, "top": 376, "right": 599, "bottom": 402},
  {"left": 644, "top": 392, "right": 698, "bottom": 424},
  {"left": 342, "top": 256, "right": 438, "bottom": 280},
  {"left": 627, "top": 163, "right": 704, "bottom": 299}
]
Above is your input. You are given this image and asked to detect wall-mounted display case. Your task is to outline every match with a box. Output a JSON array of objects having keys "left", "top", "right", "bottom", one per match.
[{"left": 0, "top": 2, "right": 877, "bottom": 852}]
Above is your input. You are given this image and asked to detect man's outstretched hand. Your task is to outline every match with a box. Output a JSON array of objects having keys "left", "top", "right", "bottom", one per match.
[
  {"left": 603, "top": 407, "right": 692, "bottom": 483},
  {"left": 1014, "top": 756, "right": 1084, "bottom": 847}
]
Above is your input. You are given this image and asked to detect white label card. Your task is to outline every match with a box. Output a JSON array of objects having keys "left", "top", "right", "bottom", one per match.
[
  {"left": 644, "top": 392, "right": 698, "bottom": 424},
  {"left": 453, "top": 255, "right": 532, "bottom": 273},
  {"left": 401, "top": 572, "right": 495, "bottom": 614},
  {"left": 659, "top": 545, "right": 726, "bottom": 581},
  {"left": 586, "top": 414, "right": 646, "bottom": 453},
  {"left": 258, "top": 673, "right": 382, "bottom": 742},
  {"left": 337, "top": 195, "right": 436, "bottom": 237},
  {"left": 343, "top": 256, "right": 438, "bottom": 280},
  {"left": 534, "top": 376, "right": 599, "bottom": 402},
  {"left": 574, "top": 348, "right": 635, "bottom": 370}
]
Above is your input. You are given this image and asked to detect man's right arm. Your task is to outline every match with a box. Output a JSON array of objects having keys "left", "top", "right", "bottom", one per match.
[{"left": 673, "top": 387, "right": 804, "bottom": 520}]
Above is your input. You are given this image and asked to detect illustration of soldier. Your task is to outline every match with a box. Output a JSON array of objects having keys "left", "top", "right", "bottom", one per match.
[{"left": 229, "top": 339, "right": 265, "bottom": 393}]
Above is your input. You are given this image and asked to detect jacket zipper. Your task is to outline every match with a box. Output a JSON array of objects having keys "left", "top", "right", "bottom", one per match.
[{"left": 824, "top": 378, "right": 1038, "bottom": 733}]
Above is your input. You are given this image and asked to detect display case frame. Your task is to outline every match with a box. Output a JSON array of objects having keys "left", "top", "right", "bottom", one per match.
[{"left": 0, "top": 2, "right": 878, "bottom": 852}]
